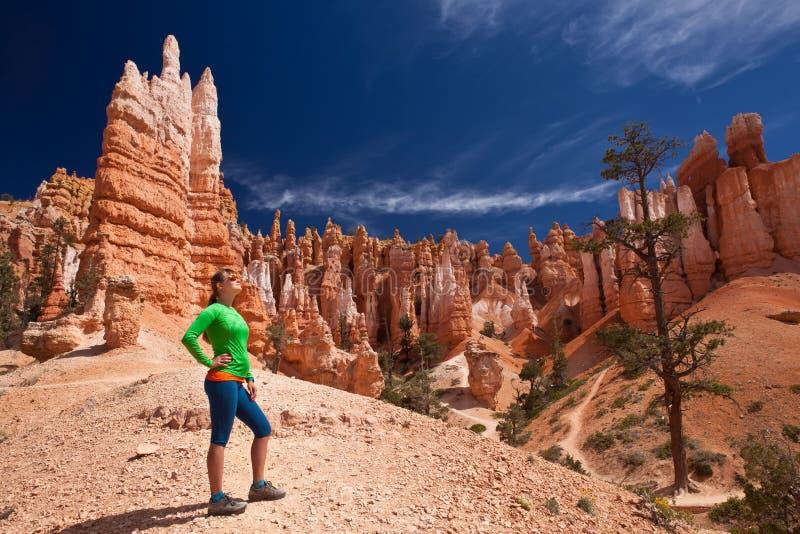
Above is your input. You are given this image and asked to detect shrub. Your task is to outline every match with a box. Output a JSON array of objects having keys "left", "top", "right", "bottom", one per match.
[
  {"left": 790, "top": 384, "right": 800, "bottom": 394},
  {"left": 709, "top": 496, "right": 747, "bottom": 523},
  {"left": 596, "top": 408, "right": 608, "bottom": 418},
  {"left": 690, "top": 450, "right": 726, "bottom": 466},
  {"left": 577, "top": 496, "right": 595, "bottom": 515},
  {"left": 546, "top": 497, "right": 560, "bottom": 515},
  {"left": 782, "top": 423, "right": 800, "bottom": 443},
  {"left": 633, "top": 487, "right": 693, "bottom": 530},
  {"left": 515, "top": 495, "right": 532, "bottom": 511},
  {"left": 638, "top": 378, "right": 655, "bottom": 391},
  {"left": 586, "top": 431, "right": 615, "bottom": 451},
  {"left": 562, "top": 454, "right": 589, "bottom": 476},
  {"left": 654, "top": 440, "right": 672, "bottom": 460},
  {"left": 468, "top": 423, "right": 486, "bottom": 434},
  {"left": 611, "top": 394, "right": 630, "bottom": 409},
  {"left": 746, "top": 401, "right": 763, "bottom": 414},
  {"left": 539, "top": 445, "right": 563, "bottom": 463},
  {"left": 480, "top": 321, "right": 496, "bottom": 338},
  {"left": 617, "top": 413, "right": 642, "bottom": 430},
  {"left": 623, "top": 451, "right": 646, "bottom": 468},
  {"left": 709, "top": 432, "right": 800, "bottom": 532}
]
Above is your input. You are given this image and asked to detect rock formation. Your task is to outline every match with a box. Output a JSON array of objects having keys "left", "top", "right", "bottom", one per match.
[
  {"left": 748, "top": 154, "right": 800, "bottom": 260},
  {"left": 716, "top": 167, "right": 775, "bottom": 277},
  {"left": 464, "top": 341, "right": 503, "bottom": 409},
  {"left": 676, "top": 131, "right": 726, "bottom": 217},
  {"left": 20, "top": 316, "right": 85, "bottom": 360},
  {"left": 103, "top": 275, "right": 144, "bottom": 348},
  {"left": 725, "top": 112, "right": 768, "bottom": 170},
  {"left": 677, "top": 185, "right": 716, "bottom": 299}
]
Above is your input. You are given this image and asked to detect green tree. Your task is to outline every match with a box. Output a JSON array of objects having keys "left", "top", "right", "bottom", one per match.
[
  {"left": 337, "top": 313, "right": 353, "bottom": 352},
  {"left": 67, "top": 256, "right": 101, "bottom": 313},
  {"left": 576, "top": 121, "right": 734, "bottom": 494},
  {"left": 519, "top": 355, "right": 547, "bottom": 415},
  {"left": 24, "top": 216, "right": 73, "bottom": 322},
  {"left": 495, "top": 401, "right": 531, "bottom": 446},
  {"left": 550, "top": 321, "right": 569, "bottom": 391},
  {"left": 398, "top": 314, "right": 414, "bottom": 361},
  {"left": 379, "top": 331, "right": 448, "bottom": 420},
  {"left": 711, "top": 431, "right": 799, "bottom": 532},
  {"left": 0, "top": 246, "right": 21, "bottom": 344},
  {"left": 377, "top": 347, "right": 396, "bottom": 389},
  {"left": 265, "top": 323, "right": 292, "bottom": 373},
  {"left": 480, "top": 320, "right": 496, "bottom": 338}
]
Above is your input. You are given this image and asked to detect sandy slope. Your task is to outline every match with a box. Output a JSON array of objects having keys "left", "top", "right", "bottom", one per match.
[
  {"left": 522, "top": 272, "right": 800, "bottom": 512},
  {"left": 0, "top": 309, "right": 677, "bottom": 533}
]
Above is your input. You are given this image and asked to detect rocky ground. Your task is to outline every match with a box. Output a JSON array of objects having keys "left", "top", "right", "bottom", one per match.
[{"left": 0, "top": 310, "right": 686, "bottom": 533}]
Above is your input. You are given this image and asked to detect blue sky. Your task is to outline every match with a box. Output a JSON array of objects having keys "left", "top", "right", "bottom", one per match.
[{"left": 2, "top": 1, "right": 799, "bottom": 258}]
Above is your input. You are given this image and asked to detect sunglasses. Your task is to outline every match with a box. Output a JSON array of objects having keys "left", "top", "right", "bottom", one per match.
[{"left": 227, "top": 273, "right": 239, "bottom": 282}]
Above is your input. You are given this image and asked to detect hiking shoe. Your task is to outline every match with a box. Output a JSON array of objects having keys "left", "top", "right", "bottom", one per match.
[
  {"left": 248, "top": 480, "right": 286, "bottom": 502},
  {"left": 208, "top": 493, "right": 247, "bottom": 516}
]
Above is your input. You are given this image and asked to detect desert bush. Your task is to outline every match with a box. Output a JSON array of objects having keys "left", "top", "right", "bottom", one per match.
[
  {"left": 709, "top": 432, "right": 799, "bottom": 532},
  {"left": 611, "top": 394, "right": 630, "bottom": 409},
  {"left": 586, "top": 431, "right": 615, "bottom": 451},
  {"left": 654, "top": 440, "right": 672, "bottom": 460},
  {"left": 515, "top": 495, "right": 532, "bottom": 511},
  {"left": 782, "top": 423, "right": 800, "bottom": 443},
  {"left": 562, "top": 454, "right": 589, "bottom": 475},
  {"left": 790, "top": 384, "right": 800, "bottom": 394},
  {"left": 709, "top": 497, "right": 747, "bottom": 523},
  {"left": 624, "top": 451, "right": 646, "bottom": 468},
  {"left": 596, "top": 408, "right": 608, "bottom": 418},
  {"left": 468, "top": 423, "right": 486, "bottom": 434},
  {"left": 577, "top": 496, "right": 595, "bottom": 515},
  {"left": 638, "top": 378, "right": 655, "bottom": 391},
  {"left": 633, "top": 487, "right": 693, "bottom": 530},
  {"left": 617, "top": 413, "right": 642, "bottom": 430},
  {"left": 539, "top": 445, "right": 563, "bottom": 463},
  {"left": 746, "top": 400, "right": 764, "bottom": 413},
  {"left": 479, "top": 320, "right": 496, "bottom": 338},
  {"left": 546, "top": 497, "right": 560, "bottom": 515}
]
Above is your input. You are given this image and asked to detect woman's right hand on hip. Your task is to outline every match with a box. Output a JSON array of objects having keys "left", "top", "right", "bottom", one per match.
[{"left": 211, "top": 353, "right": 232, "bottom": 368}]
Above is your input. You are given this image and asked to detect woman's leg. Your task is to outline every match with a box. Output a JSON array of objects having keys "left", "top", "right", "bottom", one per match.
[
  {"left": 207, "top": 445, "right": 225, "bottom": 494},
  {"left": 204, "top": 380, "right": 239, "bottom": 494},
  {"left": 251, "top": 436, "right": 269, "bottom": 483},
  {"left": 234, "top": 384, "right": 272, "bottom": 483}
]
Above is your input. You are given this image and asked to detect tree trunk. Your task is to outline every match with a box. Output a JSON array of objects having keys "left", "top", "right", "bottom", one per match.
[{"left": 666, "top": 376, "right": 689, "bottom": 493}]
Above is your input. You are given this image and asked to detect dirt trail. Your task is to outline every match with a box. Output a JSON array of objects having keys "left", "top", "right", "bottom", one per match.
[
  {"left": 555, "top": 368, "right": 742, "bottom": 508},
  {"left": 558, "top": 369, "right": 609, "bottom": 479}
]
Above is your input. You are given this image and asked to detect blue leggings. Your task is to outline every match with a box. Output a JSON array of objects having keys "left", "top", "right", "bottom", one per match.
[{"left": 204, "top": 379, "right": 272, "bottom": 446}]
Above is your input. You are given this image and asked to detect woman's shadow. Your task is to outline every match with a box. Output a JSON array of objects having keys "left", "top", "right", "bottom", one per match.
[{"left": 59, "top": 502, "right": 207, "bottom": 533}]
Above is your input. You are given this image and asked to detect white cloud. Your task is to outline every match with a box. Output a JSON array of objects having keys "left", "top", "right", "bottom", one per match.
[
  {"left": 562, "top": 0, "right": 800, "bottom": 89},
  {"left": 226, "top": 167, "right": 616, "bottom": 216},
  {"left": 436, "top": 0, "right": 509, "bottom": 38},
  {"left": 431, "top": 0, "right": 800, "bottom": 89}
]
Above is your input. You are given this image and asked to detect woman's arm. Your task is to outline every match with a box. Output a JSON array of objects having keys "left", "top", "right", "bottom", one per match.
[{"left": 181, "top": 307, "right": 217, "bottom": 368}]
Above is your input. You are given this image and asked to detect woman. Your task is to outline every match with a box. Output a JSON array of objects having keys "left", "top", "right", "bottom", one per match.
[{"left": 181, "top": 268, "right": 286, "bottom": 516}]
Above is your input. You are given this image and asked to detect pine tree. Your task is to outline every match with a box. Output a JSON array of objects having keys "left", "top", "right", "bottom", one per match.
[
  {"left": 0, "top": 246, "right": 20, "bottom": 344},
  {"left": 575, "top": 121, "right": 734, "bottom": 494},
  {"left": 549, "top": 321, "right": 569, "bottom": 391},
  {"left": 495, "top": 402, "right": 531, "bottom": 446}
]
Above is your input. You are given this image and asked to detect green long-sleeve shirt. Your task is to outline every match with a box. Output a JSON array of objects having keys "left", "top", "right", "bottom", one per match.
[{"left": 181, "top": 302, "right": 253, "bottom": 380}]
